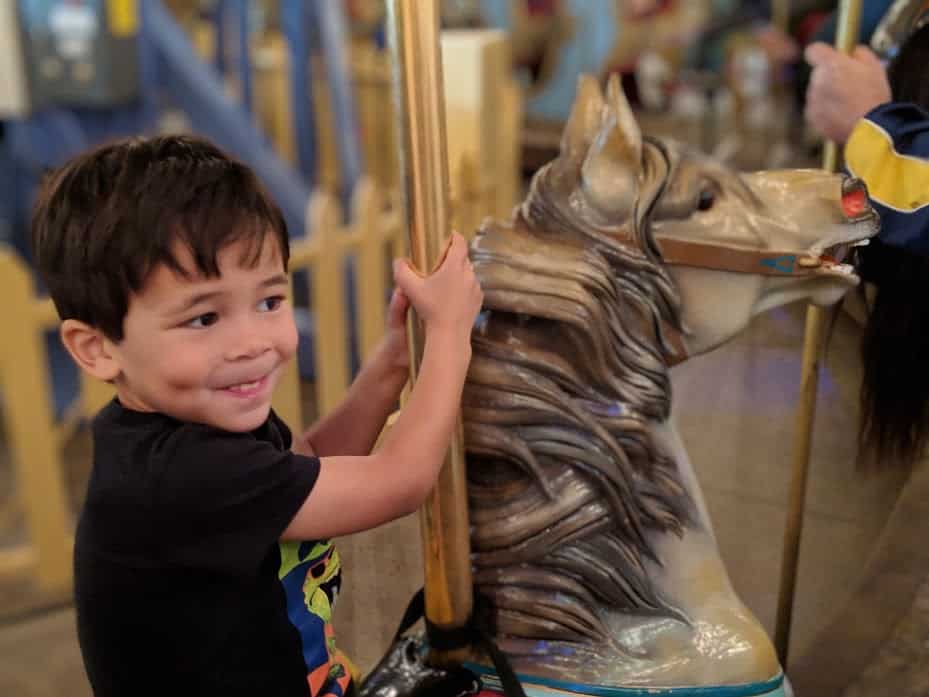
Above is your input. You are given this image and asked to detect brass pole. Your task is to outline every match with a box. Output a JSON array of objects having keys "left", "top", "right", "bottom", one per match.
[
  {"left": 771, "top": 0, "right": 790, "bottom": 34},
  {"left": 385, "top": 0, "right": 474, "bottom": 662},
  {"left": 774, "top": 0, "right": 863, "bottom": 668},
  {"left": 821, "top": 0, "right": 864, "bottom": 172}
]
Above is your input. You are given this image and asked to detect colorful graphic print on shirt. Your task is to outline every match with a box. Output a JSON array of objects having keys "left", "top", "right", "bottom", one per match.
[{"left": 279, "top": 540, "right": 351, "bottom": 696}]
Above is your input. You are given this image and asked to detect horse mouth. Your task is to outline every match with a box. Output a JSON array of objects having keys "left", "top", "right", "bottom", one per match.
[
  {"left": 818, "top": 241, "right": 868, "bottom": 282},
  {"left": 811, "top": 178, "right": 879, "bottom": 283}
]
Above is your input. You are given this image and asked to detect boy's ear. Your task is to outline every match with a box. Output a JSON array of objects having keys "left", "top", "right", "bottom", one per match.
[{"left": 60, "top": 319, "right": 121, "bottom": 382}]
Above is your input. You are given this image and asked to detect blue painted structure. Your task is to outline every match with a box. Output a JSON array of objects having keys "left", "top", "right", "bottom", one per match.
[
  {"left": 2, "top": 0, "right": 364, "bottom": 415},
  {"left": 142, "top": 0, "right": 312, "bottom": 239},
  {"left": 479, "top": 0, "right": 618, "bottom": 123}
]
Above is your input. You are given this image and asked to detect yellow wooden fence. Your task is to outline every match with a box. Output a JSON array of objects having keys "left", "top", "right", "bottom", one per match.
[
  {"left": 0, "top": 158, "right": 490, "bottom": 594},
  {"left": 251, "top": 30, "right": 521, "bottom": 223}
]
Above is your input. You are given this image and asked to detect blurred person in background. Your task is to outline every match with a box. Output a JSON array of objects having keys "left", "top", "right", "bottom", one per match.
[{"left": 805, "top": 21, "right": 929, "bottom": 468}]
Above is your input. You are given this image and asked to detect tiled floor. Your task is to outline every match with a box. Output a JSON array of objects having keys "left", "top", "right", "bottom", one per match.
[{"left": 0, "top": 304, "right": 920, "bottom": 696}]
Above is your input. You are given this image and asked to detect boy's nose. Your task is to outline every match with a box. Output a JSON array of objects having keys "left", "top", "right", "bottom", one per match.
[{"left": 226, "top": 331, "right": 272, "bottom": 361}]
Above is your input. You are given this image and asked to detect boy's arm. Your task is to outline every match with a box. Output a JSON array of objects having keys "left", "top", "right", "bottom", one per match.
[
  {"left": 282, "top": 329, "right": 469, "bottom": 539},
  {"left": 292, "top": 338, "right": 407, "bottom": 458},
  {"left": 282, "top": 233, "right": 481, "bottom": 541}
]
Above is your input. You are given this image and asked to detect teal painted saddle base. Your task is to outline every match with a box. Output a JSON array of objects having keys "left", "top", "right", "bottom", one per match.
[{"left": 466, "top": 663, "right": 786, "bottom": 697}]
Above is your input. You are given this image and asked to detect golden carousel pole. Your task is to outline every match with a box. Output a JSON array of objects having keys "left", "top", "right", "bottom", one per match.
[
  {"left": 385, "top": 0, "right": 474, "bottom": 663},
  {"left": 771, "top": 0, "right": 790, "bottom": 35},
  {"left": 774, "top": 0, "right": 863, "bottom": 668}
]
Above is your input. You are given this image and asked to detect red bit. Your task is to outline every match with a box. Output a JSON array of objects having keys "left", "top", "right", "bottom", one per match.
[{"left": 842, "top": 187, "right": 867, "bottom": 219}]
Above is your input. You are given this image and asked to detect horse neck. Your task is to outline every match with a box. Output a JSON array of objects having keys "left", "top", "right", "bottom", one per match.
[{"left": 650, "top": 408, "right": 718, "bottom": 545}]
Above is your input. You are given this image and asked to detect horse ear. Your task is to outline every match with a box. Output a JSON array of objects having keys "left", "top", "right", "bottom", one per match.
[
  {"left": 601, "top": 73, "right": 642, "bottom": 166},
  {"left": 559, "top": 75, "right": 605, "bottom": 164},
  {"left": 580, "top": 74, "right": 642, "bottom": 217}
]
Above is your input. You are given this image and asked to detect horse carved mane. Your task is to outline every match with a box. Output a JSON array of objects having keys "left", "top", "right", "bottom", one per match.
[{"left": 466, "top": 132, "right": 696, "bottom": 653}]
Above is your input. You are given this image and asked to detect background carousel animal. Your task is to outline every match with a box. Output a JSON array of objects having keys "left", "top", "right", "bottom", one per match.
[{"left": 459, "top": 74, "right": 877, "bottom": 695}]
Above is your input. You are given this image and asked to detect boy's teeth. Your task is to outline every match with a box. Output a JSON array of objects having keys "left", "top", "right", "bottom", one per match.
[{"left": 231, "top": 380, "right": 260, "bottom": 390}]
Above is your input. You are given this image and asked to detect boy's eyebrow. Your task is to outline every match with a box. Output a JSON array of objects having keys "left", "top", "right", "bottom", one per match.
[
  {"left": 169, "top": 274, "right": 289, "bottom": 316},
  {"left": 260, "top": 273, "right": 289, "bottom": 288},
  {"left": 171, "top": 290, "right": 222, "bottom": 316}
]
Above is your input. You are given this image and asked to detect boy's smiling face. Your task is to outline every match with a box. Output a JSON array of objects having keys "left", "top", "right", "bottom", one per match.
[{"left": 110, "top": 234, "right": 297, "bottom": 432}]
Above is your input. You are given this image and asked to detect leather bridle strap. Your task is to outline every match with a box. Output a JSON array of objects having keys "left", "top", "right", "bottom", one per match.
[
  {"left": 637, "top": 137, "right": 827, "bottom": 278},
  {"left": 655, "top": 236, "right": 826, "bottom": 277},
  {"left": 649, "top": 238, "right": 832, "bottom": 367}
]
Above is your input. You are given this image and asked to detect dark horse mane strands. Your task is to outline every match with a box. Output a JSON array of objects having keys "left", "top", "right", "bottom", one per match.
[{"left": 465, "top": 143, "right": 694, "bottom": 653}]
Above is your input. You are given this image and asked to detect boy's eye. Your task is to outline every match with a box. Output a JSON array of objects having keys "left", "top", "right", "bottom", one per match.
[
  {"left": 258, "top": 296, "right": 285, "bottom": 312},
  {"left": 186, "top": 312, "right": 218, "bottom": 328}
]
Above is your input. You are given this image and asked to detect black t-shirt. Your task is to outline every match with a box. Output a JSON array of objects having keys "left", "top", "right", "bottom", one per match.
[{"left": 75, "top": 400, "right": 336, "bottom": 697}]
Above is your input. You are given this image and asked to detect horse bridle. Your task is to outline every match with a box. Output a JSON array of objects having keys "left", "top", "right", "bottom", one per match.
[
  {"left": 630, "top": 138, "right": 872, "bottom": 364},
  {"left": 638, "top": 137, "right": 871, "bottom": 279}
]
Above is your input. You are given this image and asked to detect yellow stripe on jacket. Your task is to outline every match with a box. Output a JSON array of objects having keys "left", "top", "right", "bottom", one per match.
[{"left": 846, "top": 118, "right": 929, "bottom": 212}]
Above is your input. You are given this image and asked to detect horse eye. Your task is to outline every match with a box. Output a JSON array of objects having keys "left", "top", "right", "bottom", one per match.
[{"left": 697, "top": 189, "right": 715, "bottom": 211}]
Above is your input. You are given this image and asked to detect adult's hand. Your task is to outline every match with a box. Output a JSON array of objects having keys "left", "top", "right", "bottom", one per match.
[{"left": 804, "top": 42, "right": 891, "bottom": 144}]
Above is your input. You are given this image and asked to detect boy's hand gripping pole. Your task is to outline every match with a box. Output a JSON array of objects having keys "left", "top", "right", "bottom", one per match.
[{"left": 385, "top": 0, "right": 473, "bottom": 664}]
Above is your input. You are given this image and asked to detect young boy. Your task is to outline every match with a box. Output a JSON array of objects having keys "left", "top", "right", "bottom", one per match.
[{"left": 31, "top": 134, "right": 482, "bottom": 696}]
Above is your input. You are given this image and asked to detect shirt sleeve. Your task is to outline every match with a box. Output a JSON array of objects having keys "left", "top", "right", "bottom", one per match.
[
  {"left": 846, "top": 102, "right": 929, "bottom": 253},
  {"left": 152, "top": 424, "right": 319, "bottom": 577}
]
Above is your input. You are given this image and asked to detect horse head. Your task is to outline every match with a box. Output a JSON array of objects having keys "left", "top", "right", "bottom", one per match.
[
  {"left": 541, "top": 73, "right": 877, "bottom": 357},
  {"left": 463, "top": 75, "right": 876, "bottom": 691}
]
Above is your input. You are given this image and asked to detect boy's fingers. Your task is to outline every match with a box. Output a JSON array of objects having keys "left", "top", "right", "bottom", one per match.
[
  {"left": 392, "top": 258, "right": 421, "bottom": 286},
  {"left": 386, "top": 289, "right": 410, "bottom": 325},
  {"left": 430, "top": 233, "right": 457, "bottom": 273},
  {"left": 445, "top": 233, "right": 467, "bottom": 266},
  {"left": 397, "top": 233, "right": 459, "bottom": 279},
  {"left": 391, "top": 287, "right": 410, "bottom": 312},
  {"left": 392, "top": 233, "right": 467, "bottom": 287}
]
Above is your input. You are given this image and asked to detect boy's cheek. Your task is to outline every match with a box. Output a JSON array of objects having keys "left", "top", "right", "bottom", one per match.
[{"left": 281, "top": 320, "right": 300, "bottom": 360}]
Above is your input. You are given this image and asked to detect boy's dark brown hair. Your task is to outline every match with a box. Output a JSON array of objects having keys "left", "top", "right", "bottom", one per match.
[{"left": 31, "top": 134, "right": 289, "bottom": 341}]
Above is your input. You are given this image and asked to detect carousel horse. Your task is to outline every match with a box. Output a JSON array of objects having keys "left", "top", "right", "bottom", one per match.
[
  {"left": 457, "top": 74, "right": 877, "bottom": 695},
  {"left": 478, "top": 1, "right": 709, "bottom": 125}
]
